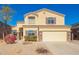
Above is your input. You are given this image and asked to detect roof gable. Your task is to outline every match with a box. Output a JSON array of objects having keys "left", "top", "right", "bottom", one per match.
[{"left": 24, "top": 8, "right": 65, "bottom": 17}]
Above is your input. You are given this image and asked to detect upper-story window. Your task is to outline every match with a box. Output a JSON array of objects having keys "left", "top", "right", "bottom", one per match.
[
  {"left": 28, "top": 16, "right": 35, "bottom": 24},
  {"left": 46, "top": 17, "right": 56, "bottom": 24}
]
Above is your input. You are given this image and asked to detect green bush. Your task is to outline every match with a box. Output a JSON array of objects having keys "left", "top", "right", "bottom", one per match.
[{"left": 24, "top": 35, "right": 37, "bottom": 41}]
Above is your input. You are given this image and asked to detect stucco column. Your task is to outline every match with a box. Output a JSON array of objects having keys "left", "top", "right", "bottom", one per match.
[
  {"left": 37, "top": 30, "right": 39, "bottom": 41},
  {"left": 17, "top": 31, "right": 19, "bottom": 41},
  {"left": 37, "top": 26, "right": 39, "bottom": 41},
  {"left": 71, "top": 32, "right": 73, "bottom": 41},
  {"left": 23, "top": 28, "right": 25, "bottom": 41},
  {"left": 16, "top": 27, "right": 19, "bottom": 41},
  {"left": 67, "top": 31, "right": 72, "bottom": 42}
]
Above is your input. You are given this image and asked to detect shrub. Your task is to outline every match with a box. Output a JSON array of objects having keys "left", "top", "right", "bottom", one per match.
[
  {"left": 4, "top": 34, "right": 16, "bottom": 44},
  {"left": 36, "top": 48, "right": 49, "bottom": 54},
  {"left": 24, "top": 35, "right": 37, "bottom": 41},
  {"left": 24, "top": 36, "right": 30, "bottom": 41}
]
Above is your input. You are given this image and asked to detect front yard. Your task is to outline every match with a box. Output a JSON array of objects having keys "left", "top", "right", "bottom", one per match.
[
  {"left": 0, "top": 40, "right": 52, "bottom": 55},
  {"left": 0, "top": 40, "right": 79, "bottom": 55}
]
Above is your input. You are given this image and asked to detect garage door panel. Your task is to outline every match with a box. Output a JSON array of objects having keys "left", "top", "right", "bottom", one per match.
[{"left": 42, "top": 32, "right": 67, "bottom": 41}]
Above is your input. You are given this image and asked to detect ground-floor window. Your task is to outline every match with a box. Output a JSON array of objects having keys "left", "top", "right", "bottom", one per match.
[
  {"left": 25, "top": 30, "right": 37, "bottom": 41},
  {"left": 26, "top": 30, "right": 37, "bottom": 36}
]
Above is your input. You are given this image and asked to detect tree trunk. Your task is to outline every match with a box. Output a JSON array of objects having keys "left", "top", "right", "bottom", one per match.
[
  {"left": 2, "top": 20, "right": 7, "bottom": 40},
  {"left": 3, "top": 32, "right": 5, "bottom": 40}
]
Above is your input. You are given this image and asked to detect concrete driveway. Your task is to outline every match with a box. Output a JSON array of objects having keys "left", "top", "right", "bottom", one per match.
[{"left": 45, "top": 41, "right": 79, "bottom": 55}]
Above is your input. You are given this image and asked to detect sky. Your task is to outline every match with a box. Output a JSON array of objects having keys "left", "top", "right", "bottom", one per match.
[{"left": 0, "top": 4, "right": 79, "bottom": 26}]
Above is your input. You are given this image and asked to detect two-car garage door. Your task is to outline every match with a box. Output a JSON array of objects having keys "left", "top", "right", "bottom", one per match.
[{"left": 42, "top": 32, "right": 67, "bottom": 41}]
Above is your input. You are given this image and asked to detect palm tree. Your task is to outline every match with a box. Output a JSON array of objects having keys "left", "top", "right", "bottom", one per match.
[{"left": 0, "top": 5, "right": 14, "bottom": 40}]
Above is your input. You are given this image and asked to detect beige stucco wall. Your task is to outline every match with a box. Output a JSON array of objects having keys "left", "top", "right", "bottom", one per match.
[
  {"left": 17, "top": 23, "right": 25, "bottom": 28},
  {"left": 39, "top": 27, "right": 71, "bottom": 32},
  {"left": 12, "top": 27, "right": 19, "bottom": 32},
  {"left": 12, "top": 22, "right": 24, "bottom": 31},
  {"left": 12, "top": 27, "right": 17, "bottom": 31},
  {"left": 24, "top": 10, "right": 64, "bottom": 25},
  {"left": 12, "top": 22, "right": 25, "bottom": 32}
]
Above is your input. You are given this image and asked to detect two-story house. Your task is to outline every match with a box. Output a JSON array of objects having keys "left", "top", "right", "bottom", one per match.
[{"left": 12, "top": 8, "right": 71, "bottom": 42}]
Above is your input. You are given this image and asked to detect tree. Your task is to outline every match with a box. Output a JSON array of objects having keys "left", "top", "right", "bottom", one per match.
[{"left": 0, "top": 5, "right": 14, "bottom": 40}]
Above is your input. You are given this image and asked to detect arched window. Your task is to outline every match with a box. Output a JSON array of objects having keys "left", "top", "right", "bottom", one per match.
[
  {"left": 28, "top": 16, "right": 35, "bottom": 24},
  {"left": 28, "top": 16, "right": 35, "bottom": 19}
]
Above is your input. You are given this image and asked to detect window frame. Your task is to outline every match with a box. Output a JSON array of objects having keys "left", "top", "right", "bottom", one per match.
[
  {"left": 28, "top": 16, "right": 35, "bottom": 24},
  {"left": 26, "top": 30, "right": 37, "bottom": 36},
  {"left": 46, "top": 17, "right": 56, "bottom": 24}
]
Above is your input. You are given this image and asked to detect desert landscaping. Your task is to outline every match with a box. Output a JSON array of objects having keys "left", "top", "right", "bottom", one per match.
[
  {"left": 0, "top": 39, "right": 79, "bottom": 55},
  {"left": 0, "top": 40, "right": 52, "bottom": 55}
]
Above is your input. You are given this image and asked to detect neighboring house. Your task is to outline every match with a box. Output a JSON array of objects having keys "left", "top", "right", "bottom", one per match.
[
  {"left": 12, "top": 8, "right": 71, "bottom": 41},
  {"left": 71, "top": 23, "right": 79, "bottom": 40},
  {"left": 0, "top": 21, "right": 11, "bottom": 39}
]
